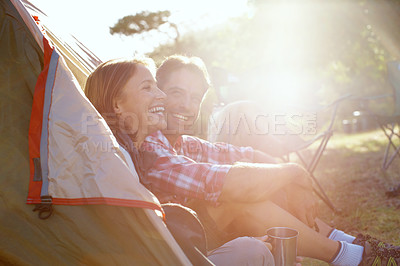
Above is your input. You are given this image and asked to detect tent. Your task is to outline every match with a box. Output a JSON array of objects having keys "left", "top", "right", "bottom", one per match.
[{"left": 0, "top": 0, "right": 190, "bottom": 264}]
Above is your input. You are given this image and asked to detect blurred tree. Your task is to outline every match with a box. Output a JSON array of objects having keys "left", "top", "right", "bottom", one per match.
[
  {"left": 110, "top": 0, "right": 400, "bottom": 128},
  {"left": 110, "top": 10, "right": 179, "bottom": 42},
  {"left": 150, "top": 1, "right": 400, "bottom": 106}
]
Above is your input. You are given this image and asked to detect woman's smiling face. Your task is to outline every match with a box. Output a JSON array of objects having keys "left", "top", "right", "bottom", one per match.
[{"left": 113, "top": 64, "right": 166, "bottom": 139}]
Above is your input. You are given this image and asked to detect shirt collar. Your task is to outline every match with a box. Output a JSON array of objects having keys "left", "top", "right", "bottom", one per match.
[{"left": 144, "top": 130, "right": 184, "bottom": 151}]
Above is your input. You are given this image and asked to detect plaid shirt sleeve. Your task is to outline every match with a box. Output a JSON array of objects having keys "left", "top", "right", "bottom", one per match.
[
  {"left": 178, "top": 135, "right": 254, "bottom": 164},
  {"left": 140, "top": 132, "right": 231, "bottom": 204}
]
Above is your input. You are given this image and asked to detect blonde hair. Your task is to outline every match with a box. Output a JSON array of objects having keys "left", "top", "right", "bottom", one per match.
[{"left": 85, "top": 57, "right": 155, "bottom": 128}]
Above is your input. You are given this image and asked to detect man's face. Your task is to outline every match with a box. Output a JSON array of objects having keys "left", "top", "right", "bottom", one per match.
[{"left": 160, "top": 68, "right": 206, "bottom": 135}]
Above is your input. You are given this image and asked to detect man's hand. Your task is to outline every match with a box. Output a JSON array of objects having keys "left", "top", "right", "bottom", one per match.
[
  {"left": 285, "top": 184, "right": 318, "bottom": 228},
  {"left": 288, "top": 163, "right": 314, "bottom": 191},
  {"left": 286, "top": 164, "right": 318, "bottom": 227}
]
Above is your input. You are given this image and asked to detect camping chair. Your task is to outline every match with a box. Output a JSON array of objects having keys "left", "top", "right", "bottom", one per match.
[
  {"left": 208, "top": 94, "right": 352, "bottom": 214},
  {"left": 278, "top": 94, "right": 352, "bottom": 214},
  {"left": 375, "top": 61, "right": 400, "bottom": 171},
  {"left": 356, "top": 61, "right": 400, "bottom": 171}
]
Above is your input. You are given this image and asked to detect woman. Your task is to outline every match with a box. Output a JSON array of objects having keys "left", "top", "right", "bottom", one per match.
[
  {"left": 85, "top": 57, "right": 276, "bottom": 266},
  {"left": 85, "top": 58, "right": 165, "bottom": 163}
]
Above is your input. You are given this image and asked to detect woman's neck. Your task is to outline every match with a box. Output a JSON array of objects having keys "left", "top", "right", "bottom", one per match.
[{"left": 134, "top": 131, "right": 146, "bottom": 148}]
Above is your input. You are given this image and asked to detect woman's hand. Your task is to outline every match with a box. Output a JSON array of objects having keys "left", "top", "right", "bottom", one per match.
[
  {"left": 295, "top": 256, "right": 303, "bottom": 266},
  {"left": 254, "top": 235, "right": 273, "bottom": 251},
  {"left": 255, "top": 235, "right": 303, "bottom": 265}
]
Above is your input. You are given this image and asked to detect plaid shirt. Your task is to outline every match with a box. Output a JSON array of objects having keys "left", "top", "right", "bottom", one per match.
[{"left": 139, "top": 131, "right": 254, "bottom": 205}]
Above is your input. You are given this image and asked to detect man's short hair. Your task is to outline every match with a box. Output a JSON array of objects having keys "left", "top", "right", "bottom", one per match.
[{"left": 156, "top": 55, "right": 211, "bottom": 92}]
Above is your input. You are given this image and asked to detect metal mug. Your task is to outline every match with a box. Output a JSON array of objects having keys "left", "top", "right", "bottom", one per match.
[{"left": 266, "top": 227, "right": 298, "bottom": 266}]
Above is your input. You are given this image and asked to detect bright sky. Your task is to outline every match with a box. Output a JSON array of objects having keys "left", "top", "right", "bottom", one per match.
[{"left": 32, "top": 0, "right": 249, "bottom": 61}]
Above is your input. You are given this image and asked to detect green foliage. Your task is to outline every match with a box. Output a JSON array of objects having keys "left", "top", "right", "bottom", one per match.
[
  {"left": 110, "top": 0, "right": 400, "bottom": 123},
  {"left": 148, "top": 0, "right": 400, "bottom": 114}
]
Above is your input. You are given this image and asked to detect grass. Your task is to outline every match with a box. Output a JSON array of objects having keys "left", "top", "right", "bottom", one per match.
[{"left": 297, "top": 129, "right": 400, "bottom": 265}]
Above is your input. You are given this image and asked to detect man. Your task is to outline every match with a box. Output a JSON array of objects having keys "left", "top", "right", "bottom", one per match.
[{"left": 138, "top": 55, "right": 400, "bottom": 265}]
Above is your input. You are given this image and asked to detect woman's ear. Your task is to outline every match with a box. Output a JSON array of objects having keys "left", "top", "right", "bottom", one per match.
[{"left": 113, "top": 97, "right": 122, "bottom": 115}]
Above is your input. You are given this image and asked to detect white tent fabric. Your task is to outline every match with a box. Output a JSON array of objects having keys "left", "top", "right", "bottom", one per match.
[
  {"left": 1, "top": 0, "right": 191, "bottom": 264},
  {"left": 16, "top": 0, "right": 161, "bottom": 213}
]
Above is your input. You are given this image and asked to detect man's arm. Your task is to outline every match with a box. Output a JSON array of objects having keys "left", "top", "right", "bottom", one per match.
[
  {"left": 219, "top": 162, "right": 311, "bottom": 203},
  {"left": 180, "top": 135, "right": 255, "bottom": 164},
  {"left": 252, "top": 150, "right": 279, "bottom": 163},
  {"left": 219, "top": 162, "right": 317, "bottom": 227}
]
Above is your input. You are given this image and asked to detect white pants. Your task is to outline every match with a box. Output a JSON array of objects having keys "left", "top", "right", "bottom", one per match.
[{"left": 208, "top": 237, "right": 275, "bottom": 266}]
